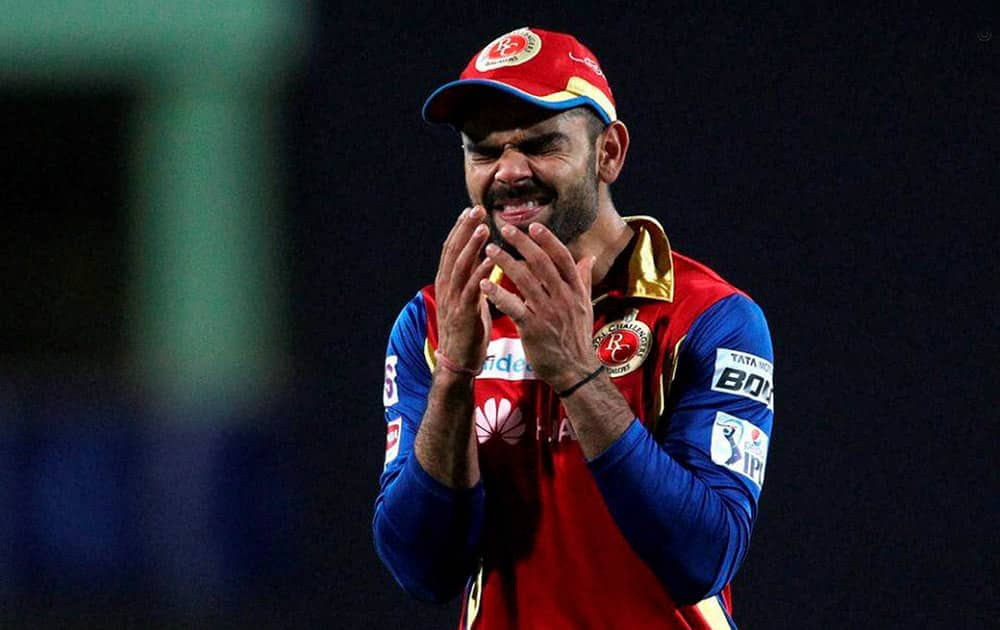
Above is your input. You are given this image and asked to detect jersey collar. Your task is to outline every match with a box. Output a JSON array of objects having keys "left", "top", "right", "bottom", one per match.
[{"left": 620, "top": 215, "right": 674, "bottom": 302}]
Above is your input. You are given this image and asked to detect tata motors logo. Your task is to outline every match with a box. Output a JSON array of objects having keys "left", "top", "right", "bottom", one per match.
[
  {"left": 592, "top": 309, "right": 652, "bottom": 377},
  {"left": 475, "top": 28, "right": 542, "bottom": 72},
  {"left": 711, "top": 348, "right": 774, "bottom": 409},
  {"left": 710, "top": 412, "right": 768, "bottom": 489},
  {"left": 475, "top": 397, "right": 525, "bottom": 445}
]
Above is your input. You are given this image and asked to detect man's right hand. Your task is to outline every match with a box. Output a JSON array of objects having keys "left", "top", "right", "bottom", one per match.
[
  {"left": 434, "top": 205, "right": 493, "bottom": 372},
  {"left": 415, "top": 206, "right": 492, "bottom": 488}
]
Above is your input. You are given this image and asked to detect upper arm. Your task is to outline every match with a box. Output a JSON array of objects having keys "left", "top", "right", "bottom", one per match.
[
  {"left": 662, "top": 294, "right": 775, "bottom": 517},
  {"left": 380, "top": 292, "right": 433, "bottom": 489}
]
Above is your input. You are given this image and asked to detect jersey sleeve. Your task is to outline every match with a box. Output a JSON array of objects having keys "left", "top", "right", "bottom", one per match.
[
  {"left": 372, "top": 291, "right": 485, "bottom": 603},
  {"left": 588, "top": 293, "right": 774, "bottom": 603}
]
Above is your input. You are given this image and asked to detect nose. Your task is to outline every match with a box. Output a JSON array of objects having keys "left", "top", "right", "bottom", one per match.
[{"left": 494, "top": 147, "right": 532, "bottom": 185}]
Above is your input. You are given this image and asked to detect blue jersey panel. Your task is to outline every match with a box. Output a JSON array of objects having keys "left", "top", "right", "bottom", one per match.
[
  {"left": 665, "top": 293, "right": 774, "bottom": 507},
  {"left": 380, "top": 291, "right": 431, "bottom": 482},
  {"left": 588, "top": 293, "right": 774, "bottom": 603},
  {"left": 373, "top": 291, "right": 485, "bottom": 603}
]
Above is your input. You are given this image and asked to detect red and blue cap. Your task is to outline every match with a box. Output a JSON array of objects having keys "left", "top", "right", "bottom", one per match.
[{"left": 422, "top": 27, "right": 617, "bottom": 126}]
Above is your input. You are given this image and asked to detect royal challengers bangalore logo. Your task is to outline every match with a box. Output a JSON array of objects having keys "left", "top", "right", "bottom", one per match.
[
  {"left": 475, "top": 28, "right": 542, "bottom": 72},
  {"left": 592, "top": 308, "right": 652, "bottom": 377}
]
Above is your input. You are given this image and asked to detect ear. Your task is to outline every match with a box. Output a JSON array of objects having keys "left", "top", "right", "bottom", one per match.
[{"left": 596, "top": 120, "right": 629, "bottom": 184}]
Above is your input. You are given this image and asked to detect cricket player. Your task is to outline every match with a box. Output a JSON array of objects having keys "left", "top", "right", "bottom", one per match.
[{"left": 374, "top": 26, "right": 774, "bottom": 629}]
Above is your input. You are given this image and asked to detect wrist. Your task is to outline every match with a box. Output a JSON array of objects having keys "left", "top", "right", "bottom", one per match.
[
  {"left": 432, "top": 367, "right": 477, "bottom": 399},
  {"left": 434, "top": 349, "right": 483, "bottom": 376},
  {"left": 549, "top": 367, "right": 592, "bottom": 392},
  {"left": 556, "top": 364, "right": 606, "bottom": 398}
]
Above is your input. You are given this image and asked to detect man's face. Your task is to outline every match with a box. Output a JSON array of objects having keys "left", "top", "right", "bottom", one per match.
[{"left": 460, "top": 98, "right": 601, "bottom": 254}]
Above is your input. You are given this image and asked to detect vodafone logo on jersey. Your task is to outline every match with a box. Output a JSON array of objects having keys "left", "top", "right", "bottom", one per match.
[
  {"left": 592, "top": 308, "right": 652, "bottom": 377},
  {"left": 475, "top": 397, "right": 525, "bottom": 445}
]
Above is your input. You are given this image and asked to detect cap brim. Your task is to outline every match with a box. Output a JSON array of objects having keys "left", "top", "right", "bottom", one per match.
[{"left": 422, "top": 78, "right": 613, "bottom": 126}]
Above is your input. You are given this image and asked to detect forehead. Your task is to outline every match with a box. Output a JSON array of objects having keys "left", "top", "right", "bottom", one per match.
[{"left": 458, "top": 91, "right": 586, "bottom": 143}]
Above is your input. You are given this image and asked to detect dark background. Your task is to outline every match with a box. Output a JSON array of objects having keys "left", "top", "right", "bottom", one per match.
[{"left": 2, "top": 3, "right": 996, "bottom": 628}]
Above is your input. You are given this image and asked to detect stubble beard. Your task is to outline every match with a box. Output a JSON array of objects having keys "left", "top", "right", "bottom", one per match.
[{"left": 483, "top": 167, "right": 600, "bottom": 260}]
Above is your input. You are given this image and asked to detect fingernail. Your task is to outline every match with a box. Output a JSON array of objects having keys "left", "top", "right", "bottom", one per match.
[
  {"left": 474, "top": 224, "right": 487, "bottom": 236},
  {"left": 485, "top": 243, "right": 499, "bottom": 256},
  {"left": 529, "top": 223, "right": 542, "bottom": 235},
  {"left": 501, "top": 224, "right": 515, "bottom": 236},
  {"left": 479, "top": 279, "right": 493, "bottom": 293}
]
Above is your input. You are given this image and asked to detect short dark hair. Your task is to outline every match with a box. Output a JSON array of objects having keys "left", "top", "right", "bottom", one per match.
[{"left": 563, "top": 107, "right": 607, "bottom": 144}]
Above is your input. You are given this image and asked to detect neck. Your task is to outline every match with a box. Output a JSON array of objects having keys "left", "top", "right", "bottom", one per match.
[{"left": 568, "top": 194, "right": 633, "bottom": 287}]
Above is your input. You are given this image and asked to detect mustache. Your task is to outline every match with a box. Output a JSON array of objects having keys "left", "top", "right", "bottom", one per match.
[{"left": 484, "top": 181, "right": 555, "bottom": 208}]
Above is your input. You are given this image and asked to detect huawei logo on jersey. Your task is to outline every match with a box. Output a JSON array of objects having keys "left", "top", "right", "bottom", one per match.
[{"left": 475, "top": 397, "right": 525, "bottom": 445}]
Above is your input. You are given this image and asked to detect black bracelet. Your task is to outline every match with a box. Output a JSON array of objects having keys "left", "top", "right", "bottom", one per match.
[{"left": 556, "top": 365, "right": 606, "bottom": 398}]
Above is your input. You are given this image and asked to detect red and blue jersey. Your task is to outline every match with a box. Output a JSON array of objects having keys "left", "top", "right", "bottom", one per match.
[{"left": 374, "top": 216, "right": 774, "bottom": 629}]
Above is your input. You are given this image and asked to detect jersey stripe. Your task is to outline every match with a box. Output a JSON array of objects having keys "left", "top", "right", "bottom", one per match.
[{"left": 695, "top": 594, "right": 737, "bottom": 630}]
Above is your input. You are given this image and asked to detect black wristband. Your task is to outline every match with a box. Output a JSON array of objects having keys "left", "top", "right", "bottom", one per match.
[{"left": 556, "top": 365, "right": 606, "bottom": 398}]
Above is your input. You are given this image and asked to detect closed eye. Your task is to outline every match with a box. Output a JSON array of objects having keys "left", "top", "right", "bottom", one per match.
[
  {"left": 465, "top": 144, "right": 502, "bottom": 162},
  {"left": 464, "top": 131, "right": 570, "bottom": 161},
  {"left": 518, "top": 133, "right": 569, "bottom": 156}
]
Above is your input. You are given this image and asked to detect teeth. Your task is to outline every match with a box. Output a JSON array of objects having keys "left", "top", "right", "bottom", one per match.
[{"left": 502, "top": 200, "right": 539, "bottom": 210}]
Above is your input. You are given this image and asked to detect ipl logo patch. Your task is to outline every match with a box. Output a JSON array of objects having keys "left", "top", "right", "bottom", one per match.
[
  {"left": 710, "top": 412, "right": 768, "bottom": 489},
  {"left": 475, "top": 28, "right": 542, "bottom": 72},
  {"left": 592, "top": 309, "right": 652, "bottom": 377}
]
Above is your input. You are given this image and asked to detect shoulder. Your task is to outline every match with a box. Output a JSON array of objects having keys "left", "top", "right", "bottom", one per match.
[
  {"left": 669, "top": 252, "right": 771, "bottom": 357},
  {"left": 387, "top": 286, "right": 436, "bottom": 351},
  {"left": 671, "top": 251, "right": 747, "bottom": 306},
  {"left": 660, "top": 251, "right": 755, "bottom": 336}
]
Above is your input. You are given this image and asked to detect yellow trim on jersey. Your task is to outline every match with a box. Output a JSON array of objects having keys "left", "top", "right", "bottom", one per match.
[
  {"left": 464, "top": 562, "right": 484, "bottom": 629},
  {"left": 654, "top": 369, "right": 665, "bottom": 422},
  {"left": 695, "top": 595, "right": 732, "bottom": 630},
  {"left": 423, "top": 337, "right": 436, "bottom": 372},
  {"left": 668, "top": 335, "right": 686, "bottom": 396},
  {"left": 651, "top": 335, "right": 684, "bottom": 436}
]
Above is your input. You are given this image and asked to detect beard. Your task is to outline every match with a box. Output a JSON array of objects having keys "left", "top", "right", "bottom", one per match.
[{"left": 482, "top": 166, "right": 600, "bottom": 259}]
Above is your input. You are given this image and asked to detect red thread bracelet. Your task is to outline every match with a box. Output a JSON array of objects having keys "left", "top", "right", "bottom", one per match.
[{"left": 434, "top": 350, "right": 483, "bottom": 376}]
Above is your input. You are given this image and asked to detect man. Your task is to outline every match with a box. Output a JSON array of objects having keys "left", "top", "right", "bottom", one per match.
[{"left": 374, "top": 27, "right": 774, "bottom": 630}]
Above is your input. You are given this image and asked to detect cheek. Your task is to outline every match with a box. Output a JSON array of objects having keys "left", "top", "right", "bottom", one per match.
[
  {"left": 531, "top": 157, "right": 579, "bottom": 183},
  {"left": 464, "top": 167, "right": 490, "bottom": 202}
]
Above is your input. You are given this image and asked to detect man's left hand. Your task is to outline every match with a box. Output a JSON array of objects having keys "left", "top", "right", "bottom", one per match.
[{"left": 480, "top": 223, "right": 600, "bottom": 392}]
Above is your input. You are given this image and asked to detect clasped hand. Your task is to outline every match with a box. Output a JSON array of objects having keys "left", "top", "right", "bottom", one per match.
[
  {"left": 435, "top": 206, "right": 599, "bottom": 391},
  {"left": 434, "top": 206, "right": 494, "bottom": 372},
  {"left": 480, "top": 222, "right": 600, "bottom": 392}
]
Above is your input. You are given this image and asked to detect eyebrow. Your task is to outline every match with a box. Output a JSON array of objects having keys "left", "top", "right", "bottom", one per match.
[{"left": 464, "top": 131, "right": 570, "bottom": 154}]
